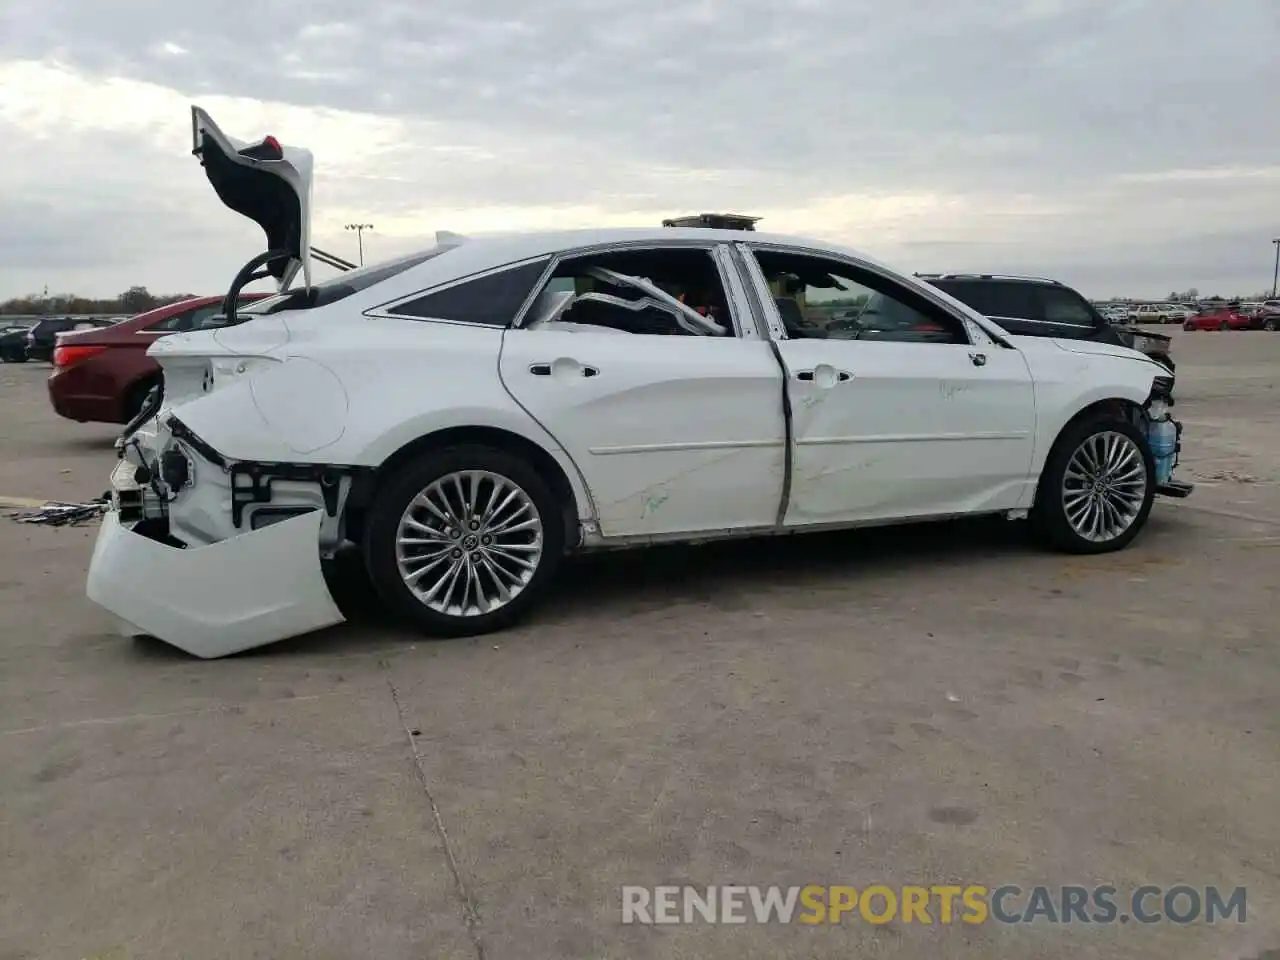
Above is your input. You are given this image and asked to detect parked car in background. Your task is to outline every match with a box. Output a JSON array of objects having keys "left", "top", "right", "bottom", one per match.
[
  {"left": 25, "top": 316, "right": 120, "bottom": 362},
  {"left": 1128, "top": 303, "right": 1174, "bottom": 324},
  {"left": 1098, "top": 304, "right": 1131, "bottom": 323},
  {"left": 1259, "top": 300, "right": 1280, "bottom": 330},
  {"left": 0, "top": 320, "right": 36, "bottom": 362},
  {"left": 918, "top": 274, "right": 1174, "bottom": 373},
  {"left": 1162, "top": 304, "right": 1193, "bottom": 324},
  {"left": 48, "top": 294, "right": 267, "bottom": 424},
  {"left": 1183, "top": 303, "right": 1255, "bottom": 331}
]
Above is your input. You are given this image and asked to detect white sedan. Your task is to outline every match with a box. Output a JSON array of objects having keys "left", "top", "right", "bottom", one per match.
[{"left": 85, "top": 108, "right": 1191, "bottom": 658}]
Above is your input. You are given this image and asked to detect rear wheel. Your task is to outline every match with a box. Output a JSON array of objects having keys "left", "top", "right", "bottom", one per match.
[
  {"left": 1263, "top": 318, "right": 1277, "bottom": 331},
  {"left": 1, "top": 348, "right": 27, "bottom": 362},
  {"left": 362, "top": 445, "right": 565, "bottom": 637},
  {"left": 1032, "top": 416, "right": 1155, "bottom": 554}
]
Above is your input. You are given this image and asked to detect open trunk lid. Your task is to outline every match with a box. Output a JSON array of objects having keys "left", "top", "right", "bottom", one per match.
[{"left": 191, "top": 106, "right": 314, "bottom": 291}]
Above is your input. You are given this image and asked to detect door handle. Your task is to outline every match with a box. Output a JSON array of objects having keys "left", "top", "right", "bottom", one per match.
[
  {"left": 795, "top": 367, "right": 852, "bottom": 384},
  {"left": 528, "top": 360, "right": 599, "bottom": 378},
  {"left": 969, "top": 352, "right": 987, "bottom": 367}
]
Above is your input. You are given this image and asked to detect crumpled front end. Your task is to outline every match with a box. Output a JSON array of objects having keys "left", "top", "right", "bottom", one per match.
[{"left": 86, "top": 406, "right": 350, "bottom": 658}]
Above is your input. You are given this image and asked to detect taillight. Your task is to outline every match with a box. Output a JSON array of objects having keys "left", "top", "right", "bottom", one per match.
[{"left": 53, "top": 344, "right": 107, "bottom": 368}]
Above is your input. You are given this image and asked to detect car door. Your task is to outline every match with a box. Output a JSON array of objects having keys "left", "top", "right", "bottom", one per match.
[
  {"left": 498, "top": 243, "right": 787, "bottom": 539},
  {"left": 734, "top": 243, "right": 1037, "bottom": 526}
]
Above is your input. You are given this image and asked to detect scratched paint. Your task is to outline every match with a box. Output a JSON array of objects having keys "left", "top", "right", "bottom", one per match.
[{"left": 641, "top": 491, "right": 670, "bottom": 518}]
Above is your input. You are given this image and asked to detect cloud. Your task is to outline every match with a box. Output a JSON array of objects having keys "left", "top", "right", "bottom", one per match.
[{"left": 1, "top": 0, "right": 1278, "bottom": 298}]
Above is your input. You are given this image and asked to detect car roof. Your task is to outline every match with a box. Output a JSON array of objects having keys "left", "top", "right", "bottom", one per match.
[
  {"left": 336, "top": 226, "right": 907, "bottom": 310},
  {"left": 916, "top": 273, "right": 1064, "bottom": 287},
  {"left": 392, "top": 226, "right": 878, "bottom": 262}
]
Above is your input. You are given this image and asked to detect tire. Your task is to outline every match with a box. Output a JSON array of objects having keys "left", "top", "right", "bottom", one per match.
[
  {"left": 362, "top": 444, "right": 565, "bottom": 637},
  {"left": 1, "top": 349, "right": 27, "bottom": 362},
  {"left": 1031, "top": 416, "right": 1155, "bottom": 555},
  {"left": 1263, "top": 319, "right": 1277, "bottom": 331}
]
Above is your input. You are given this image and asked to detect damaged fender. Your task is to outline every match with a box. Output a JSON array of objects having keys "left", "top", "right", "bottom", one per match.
[{"left": 86, "top": 508, "right": 344, "bottom": 658}]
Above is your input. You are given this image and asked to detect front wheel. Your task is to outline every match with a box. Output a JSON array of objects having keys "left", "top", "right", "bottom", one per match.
[
  {"left": 362, "top": 445, "right": 565, "bottom": 637},
  {"left": 1032, "top": 417, "right": 1155, "bottom": 554}
]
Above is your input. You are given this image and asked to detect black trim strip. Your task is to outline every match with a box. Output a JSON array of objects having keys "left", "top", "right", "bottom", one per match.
[{"left": 724, "top": 244, "right": 795, "bottom": 526}]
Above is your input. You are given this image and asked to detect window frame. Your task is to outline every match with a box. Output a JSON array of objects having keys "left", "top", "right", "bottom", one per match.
[
  {"left": 509, "top": 240, "right": 761, "bottom": 339},
  {"left": 731, "top": 242, "right": 984, "bottom": 347}
]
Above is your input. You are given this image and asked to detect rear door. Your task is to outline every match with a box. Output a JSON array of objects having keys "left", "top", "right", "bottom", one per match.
[{"left": 498, "top": 243, "right": 787, "bottom": 539}]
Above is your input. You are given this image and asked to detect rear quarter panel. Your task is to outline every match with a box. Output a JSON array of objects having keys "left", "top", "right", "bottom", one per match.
[{"left": 159, "top": 314, "right": 597, "bottom": 521}]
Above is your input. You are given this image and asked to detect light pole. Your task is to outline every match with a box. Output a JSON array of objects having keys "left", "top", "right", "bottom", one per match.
[
  {"left": 345, "top": 223, "right": 374, "bottom": 266},
  {"left": 1272, "top": 238, "right": 1280, "bottom": 298}
]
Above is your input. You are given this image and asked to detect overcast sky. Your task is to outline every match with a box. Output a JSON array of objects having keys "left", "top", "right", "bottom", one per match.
[{"left": 1, "top": 0, "right": 1277, "bottom": 300}]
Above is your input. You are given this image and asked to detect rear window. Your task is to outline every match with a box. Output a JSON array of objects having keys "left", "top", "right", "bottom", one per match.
[
  {"left": 387, "top": 258, "right": 551, "bottom": 326},
  {"left": 929, "top": 279, "right": 1039, "bottom": 321},
  {"left": 208, "top": 248, "right": 454, "bottom": 327}
]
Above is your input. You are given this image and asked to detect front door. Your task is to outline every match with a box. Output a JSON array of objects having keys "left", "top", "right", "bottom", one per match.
[
  {"left": 736, "top": 245, "right": 1037, "bottom": 526},
  {"left": 499, "top": 244, "right": 787, "bottom": 538}
]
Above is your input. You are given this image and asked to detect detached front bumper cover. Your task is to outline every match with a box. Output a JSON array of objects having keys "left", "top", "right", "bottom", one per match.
[{"left": 86, "top": 508, "right": 345, "bottom": 658}]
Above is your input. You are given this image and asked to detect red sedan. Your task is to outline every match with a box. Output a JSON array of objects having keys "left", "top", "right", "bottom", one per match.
[
  {"left": 48, "top": 294, "right": 265, "bottom": 424},
  {"left": 1183, "top": 305, "right": 1254, "bottom": 332}
]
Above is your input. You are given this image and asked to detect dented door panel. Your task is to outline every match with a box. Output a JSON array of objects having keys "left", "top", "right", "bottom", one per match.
[
  {"left": 776, "top": 340, "right": 1037, "bottom": 524},
  {"left": 499, "top": 329, "right": 786, "bottom": 537}
]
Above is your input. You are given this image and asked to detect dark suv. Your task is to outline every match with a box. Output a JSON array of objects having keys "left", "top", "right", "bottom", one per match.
[
  {"left": 918, "top": 274, "right": 1174, "bottom": 373},
  {"left": 24, "top": 316, "right": 119, "bottom": 362}
]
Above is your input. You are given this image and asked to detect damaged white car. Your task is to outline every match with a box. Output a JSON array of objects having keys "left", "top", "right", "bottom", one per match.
[{"left": 86, "top": 107, "right": 1192, "bottom": 658}]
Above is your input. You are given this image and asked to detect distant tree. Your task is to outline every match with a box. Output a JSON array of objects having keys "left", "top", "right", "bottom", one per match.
[
  {"left": 120, "top": 286, "right": 155, "bottom": 313},
  {"left": 0, "top": 287, "right": 198, "bottom": 316}
]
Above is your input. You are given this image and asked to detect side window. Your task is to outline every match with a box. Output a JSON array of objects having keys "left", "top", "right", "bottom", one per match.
[
  {"left": 185, "top": 305, "right": 223, "bottom": 330},
  {"left": 1038, "top": 288, "right": 1097, "bottom": 327},
  {"left": 149, "top": 308, "right": 197, "bottom": 332},
  {"left": 521, "top": 247, "right": 733, "bottom": 337},
  {"left": 929, "top": 280, "right": 1038, "bottom": 321},
  {"left": 388, "top": 258, "right": 550, "bottom": 326},
  {"left": 750, "top": 250, "right": 969, "bottom": 344}
]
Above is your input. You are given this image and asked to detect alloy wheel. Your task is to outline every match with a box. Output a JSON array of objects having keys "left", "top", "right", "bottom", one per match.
[
  {"left": 1061, "top": 431, "right": 1148, "bottom": 543},
  {"left": 395, "top": 469, "right": 544, "bottom": 617}
]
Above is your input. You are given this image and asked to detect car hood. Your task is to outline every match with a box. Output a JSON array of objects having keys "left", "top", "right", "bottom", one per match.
[{"left": 1008, "top": 334, "right": 1158, "bottom": 365}]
